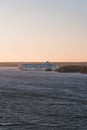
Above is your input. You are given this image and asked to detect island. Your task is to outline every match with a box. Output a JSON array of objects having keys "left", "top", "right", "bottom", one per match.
[{"left": 57, "top": 65, "right": 87, "bottom": 74}]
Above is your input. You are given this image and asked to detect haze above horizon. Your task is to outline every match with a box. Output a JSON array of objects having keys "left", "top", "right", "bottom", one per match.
[{"left": 0, "top": 0, "right": 87, "bottom": 62}]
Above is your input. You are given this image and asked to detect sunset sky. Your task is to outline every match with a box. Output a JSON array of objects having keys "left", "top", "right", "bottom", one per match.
[{"left": 0, "top": 0, "right": 87, "bottom": 62}]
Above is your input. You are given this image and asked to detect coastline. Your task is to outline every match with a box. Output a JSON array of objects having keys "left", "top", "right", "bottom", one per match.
[{"left": 0, "top": 62, "right": 87, "bottom": 67}]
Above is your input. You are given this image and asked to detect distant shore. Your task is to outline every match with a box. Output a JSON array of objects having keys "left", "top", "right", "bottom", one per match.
[
  {"left": 0, "top": 62, "right": 87, "bottom": 67},
  {"left": 57, "top": 65, "right": 87, "bottom": 74}
]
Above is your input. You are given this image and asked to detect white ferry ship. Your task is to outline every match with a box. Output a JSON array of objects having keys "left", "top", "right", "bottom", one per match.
[{"left": 19, "top": 61, "right": 58, "bottom": 71}]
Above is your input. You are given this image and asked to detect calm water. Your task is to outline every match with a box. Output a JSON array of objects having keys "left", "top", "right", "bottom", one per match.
[{"left": 0, "top": 67, "right": 87, "bottom": 130}]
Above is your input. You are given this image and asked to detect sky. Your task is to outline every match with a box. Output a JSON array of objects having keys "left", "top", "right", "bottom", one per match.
[{"left": 0, "top": 0, "right": 87, "bottom": 62}]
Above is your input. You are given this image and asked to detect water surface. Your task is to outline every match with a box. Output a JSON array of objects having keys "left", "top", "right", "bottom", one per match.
[{"left": 0, "top": 67, "right": 87, "bottom": 130}]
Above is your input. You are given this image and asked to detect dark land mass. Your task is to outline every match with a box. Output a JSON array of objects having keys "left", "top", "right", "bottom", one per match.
[
  {"left": 57, "top": 65, "right": 87, "bottom": 74},
  {"left": 0, "top": 62, "right": 87, "bottom": 67},
  {"left": 56, "top": 62, "right": 87, "bottom": 67},
  {"left": 1, "top": 62, "right": 87, "bottom": 74}
]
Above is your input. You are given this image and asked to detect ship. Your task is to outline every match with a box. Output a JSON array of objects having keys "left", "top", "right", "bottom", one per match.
[{"left": 19, "top": 61, "right": 58, "bottom": 71}]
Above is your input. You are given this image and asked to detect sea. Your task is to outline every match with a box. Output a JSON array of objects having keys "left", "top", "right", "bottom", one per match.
[{"left": 0, "top": 67, "right": 87, "bottom": 130}]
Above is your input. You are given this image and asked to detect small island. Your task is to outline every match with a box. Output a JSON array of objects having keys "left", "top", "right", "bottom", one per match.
[{"left": 57, "top": 65, "right": 87, "bottom": 74}]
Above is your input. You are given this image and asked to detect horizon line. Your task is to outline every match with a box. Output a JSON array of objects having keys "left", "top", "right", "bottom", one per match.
[{"left": 0, "top": 61, "right": 87, "bottom": 63}]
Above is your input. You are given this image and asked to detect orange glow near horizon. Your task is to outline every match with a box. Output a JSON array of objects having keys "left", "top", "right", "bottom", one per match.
[{"left": 0, "top": 0, "right": 87, "bottom": 62}]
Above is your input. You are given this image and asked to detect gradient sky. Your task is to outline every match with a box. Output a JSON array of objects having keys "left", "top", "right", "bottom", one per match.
[{"left": 0, "top": 0, "right": 87, "bottom": 62}]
